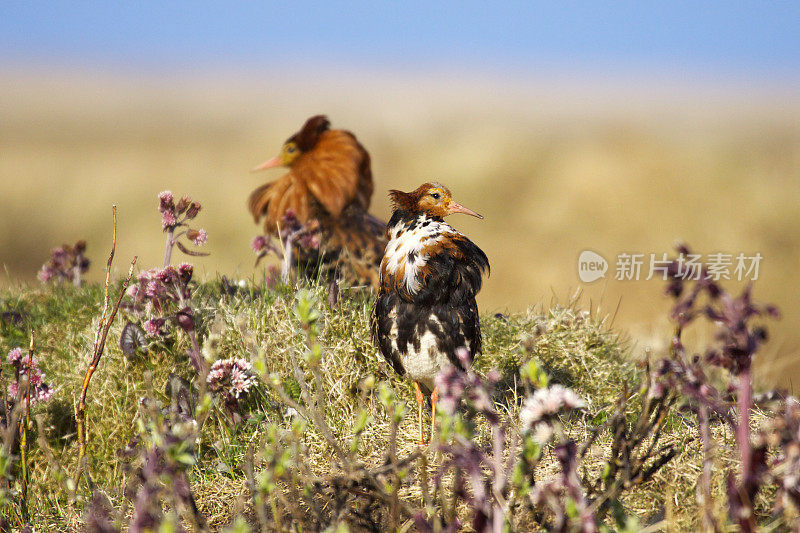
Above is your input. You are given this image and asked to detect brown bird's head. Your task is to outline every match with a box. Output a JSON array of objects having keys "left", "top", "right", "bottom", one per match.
[
  {"left": 389, "top": 182, "right": 483, "bottom": 220},
  {"left": 251, "top": 115, "right": 331, "bottom": 171}
]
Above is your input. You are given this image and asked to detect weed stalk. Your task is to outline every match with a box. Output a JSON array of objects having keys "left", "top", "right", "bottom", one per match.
[{"left": 76, "top": 206, "right": 137, "bottom": 483}]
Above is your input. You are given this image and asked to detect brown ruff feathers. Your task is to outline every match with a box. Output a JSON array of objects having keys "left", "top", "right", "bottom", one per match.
[
  {"left": 248, "top": 116, "right": 385, "bottom": 288},
  {"left": 249, "top": 129, "right": 372, "bottom": 230}
]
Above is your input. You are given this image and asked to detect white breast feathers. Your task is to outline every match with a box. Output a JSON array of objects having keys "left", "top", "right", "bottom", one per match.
[{"left": 382, "top": 215, "right": 458, "bottom": 294}]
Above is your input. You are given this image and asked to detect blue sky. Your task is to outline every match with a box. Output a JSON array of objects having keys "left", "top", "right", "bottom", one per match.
[{"left": 2, "top": 2, "right": 799, "bottom": 78}]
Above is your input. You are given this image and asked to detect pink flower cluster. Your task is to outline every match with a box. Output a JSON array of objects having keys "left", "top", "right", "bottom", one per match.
[
  {"left": 251, "top": 209, "right": 322, "bottom": 267},
  {"left": 126, "top": 264, "right": 194, "bottom": 337},
  {"left": 38, "top": 240, "right": 90, "bottom": 284},
  {"left": 206, "top": 358, "right": 257, "bottom": 401},
  {"left": 6, "top": 347, "right": 54, "bottom": 405},
  {"left": 188, "top": 228, "right": 208, "bottom": 246},
  {"left": 158, "top": 190, "right": 206, "bottom": 239},
  {"left": 251, "top": 235, "right": 269, "bottom": 253},
  {"left": 434, "top": 347, "right": 500, "bottom": 424},
  {"left": 520, "top": 385, "right": 585, "bottom": 444},
  {"left": 280, "top": 210, "right": 321, "bottom": 250}
]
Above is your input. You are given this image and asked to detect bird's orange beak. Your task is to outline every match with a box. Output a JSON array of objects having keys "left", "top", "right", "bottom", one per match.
[
  {"left": 447, "top": 202, "right": 483, "bottom": 219},
  {"left": 250, "top": 156, "right": 283, "bottom": 172}
]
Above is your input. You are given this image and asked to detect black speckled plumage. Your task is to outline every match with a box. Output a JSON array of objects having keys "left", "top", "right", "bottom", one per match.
[{"left": 371, "top": 183, "right": 489, "bottom": 393}]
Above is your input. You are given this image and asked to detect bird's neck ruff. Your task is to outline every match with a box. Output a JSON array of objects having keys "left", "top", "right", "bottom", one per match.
[
  {"left": 249, "top": 129, "right": 370, "bottom": 230},
  {"left": 380, "top": 213, "right": 460, "bottom": 297}
]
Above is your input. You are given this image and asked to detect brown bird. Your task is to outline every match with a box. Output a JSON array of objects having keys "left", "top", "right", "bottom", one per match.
[
  {"left": 249, "top": 115, "right": 387, "bottom": 288},
  {"left": 371, "top": 183, "right": 489, "bottom": 444}
]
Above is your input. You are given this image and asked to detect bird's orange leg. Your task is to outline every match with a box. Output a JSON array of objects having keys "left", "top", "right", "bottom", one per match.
[
  {"left": 430, "top": 386, "right": 439, "bottom": 442},
  {"left": 414, "top": 381, "right": 425, "bottom": 445}
]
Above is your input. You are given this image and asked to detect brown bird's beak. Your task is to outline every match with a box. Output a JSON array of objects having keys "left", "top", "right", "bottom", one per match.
[
  {"left": 250, "top": 156, "right": 283, "bottom": 172},
  {"left": 447, "top": 202, "right": 483, "bottom": 219}
]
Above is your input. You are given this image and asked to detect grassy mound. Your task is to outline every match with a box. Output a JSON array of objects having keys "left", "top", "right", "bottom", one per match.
[{"left": 0, "top": 280, "right": 750, "bottom": 530}]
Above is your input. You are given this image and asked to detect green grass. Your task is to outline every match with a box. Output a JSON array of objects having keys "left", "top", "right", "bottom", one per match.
[{"left": 0, "top": 279, "right": 742, "bottom": 530}]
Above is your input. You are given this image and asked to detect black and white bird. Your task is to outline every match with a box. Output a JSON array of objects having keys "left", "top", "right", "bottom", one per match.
[{"left": 371, "top": 183, "right": 489, "bottom": 444}]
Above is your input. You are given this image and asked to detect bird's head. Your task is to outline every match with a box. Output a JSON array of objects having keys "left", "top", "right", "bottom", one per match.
[
  {"left": 389, "top": 182, "right": 483, "bottom": 220},
  {"left": 251, "top": 115, "right": 331, "bottom": 171}
]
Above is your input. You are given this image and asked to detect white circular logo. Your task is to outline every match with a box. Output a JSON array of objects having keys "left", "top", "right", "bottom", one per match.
[{"left": 578, "top": 250, "right": 608, "bottom": 283}]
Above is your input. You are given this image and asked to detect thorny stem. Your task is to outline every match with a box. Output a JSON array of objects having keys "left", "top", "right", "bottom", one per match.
[
  {"left": 187, "top": 329, "right": 207, "bottom": 376},
  {"left": 163, "top": 228, "right": 175, "bottom": 267},
  {"left": 281, "top": 229, "right": 303, "bottom": 282},
  {"left": 390, "top": 467, "right": 400, "bottom": 531},
  {"left": 18, "top": 331, "right": 34, "bottom": 524},
  {"left": 388, "top": 408, "right": 398, "bottom": 467},
  {"left": 72, "top": 262, "right": 82, "bottom": 287},
  {"left": 491, "top": 424, "right": 506, "bottom": 533},
  {"left": 736, "top": 366, "right": 755, "bottom": 532},
  {"left": 419, "top": 451, "right": 432, "bottom": 509},
  {"left": 448, "top": 466, "right": 461, "bottom": 525},
  {"left": 697, "top": 403, "right": 717, "bottom": 532},
  {"left": 76, "top": 206, "right": 138, "bottom": 484},
  {"left": 737, "top": 367, "right": 752, "bottom": 482},
  {"left": 502, "top": 429, "right": 522, "bottom": 524},
  {"left": 174, "top": 283, "right": 207, "bottom": 375}
]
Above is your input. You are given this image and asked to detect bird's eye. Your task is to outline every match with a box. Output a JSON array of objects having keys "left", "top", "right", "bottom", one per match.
[
  {"left": 286, "top": 145, "right": 297, "bottom": 154},
  {"left": 431, "top": 192, "right": 441, "bottom": 200}
]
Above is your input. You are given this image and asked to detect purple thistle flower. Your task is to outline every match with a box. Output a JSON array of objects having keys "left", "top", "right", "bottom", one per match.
[
  {"left": 7, "top": 347, "right": 23, "bottom": 364},
  {"left": 455, "top": 346, "right": 472, "bottom": 368},
  {"left": 177, "top": 263, "right": 193, "bottom": 283},
  {"left": 37, "top": 267, "right": 54, "bottom": 282},
  {"left": 251, "top": 235, "right": 268, "bottom": 252},
  {"left": 298, "top": 231, "right": 321, "bottom": 250},
  {"left": 435, "top": 366, "right": 466, "bottom": 415},
  {"left": 185, "top": 201, "right": 201, "bottom": 219},
  {"left": 144, "top": 318, "right": 165, "bottom": 337},
  {"left": 158, "top": 190, "right": 174, "bottom": 212},
  {"left": 17, "top": 353, "right": 39, "bottom": 370},
  {"left": 176, "top": 196, "right": 190, "bottom": 214},
  {"left": 189, "top": 229, "right": 207, "bottom": 246},
  {"left": 207, "top": 358, "right": 257, "bottom": 401},
  {"left": 126, "top": 284, "right": 140, "bottom": 300},
  {"left": 137, "top": 269, "right": 153, "bottom": 283},
  {"left": 6, "top": 348, "right": 55, "bottom": 406},
  {"left": 144, "top": 280, "right": 164, "bottom": 299},
  {"left": 36, "top": 385, "right": 54, "bottom": 403},
  {"left": 161, "top": 211, "right": 177, "bottom": 229},
  {"left": 18, "top": 358, "right": 44, "bottom": 385},
  {"left": 280, "top": 209, "right": 301, "bottom": 233},
  {"left": 38, "top": 241, "right": 90, "bottom": 285},
  {"left": 156, "top": 266, "right": 179, "bottom": 285},
  {"left": 520, "top": 385, "right": 585, "bottom": 443}
]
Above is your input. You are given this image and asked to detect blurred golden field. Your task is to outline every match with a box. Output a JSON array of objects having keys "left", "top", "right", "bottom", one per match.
[{"left": 1, "top": 69, "right": 799, "bottom": 386}]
